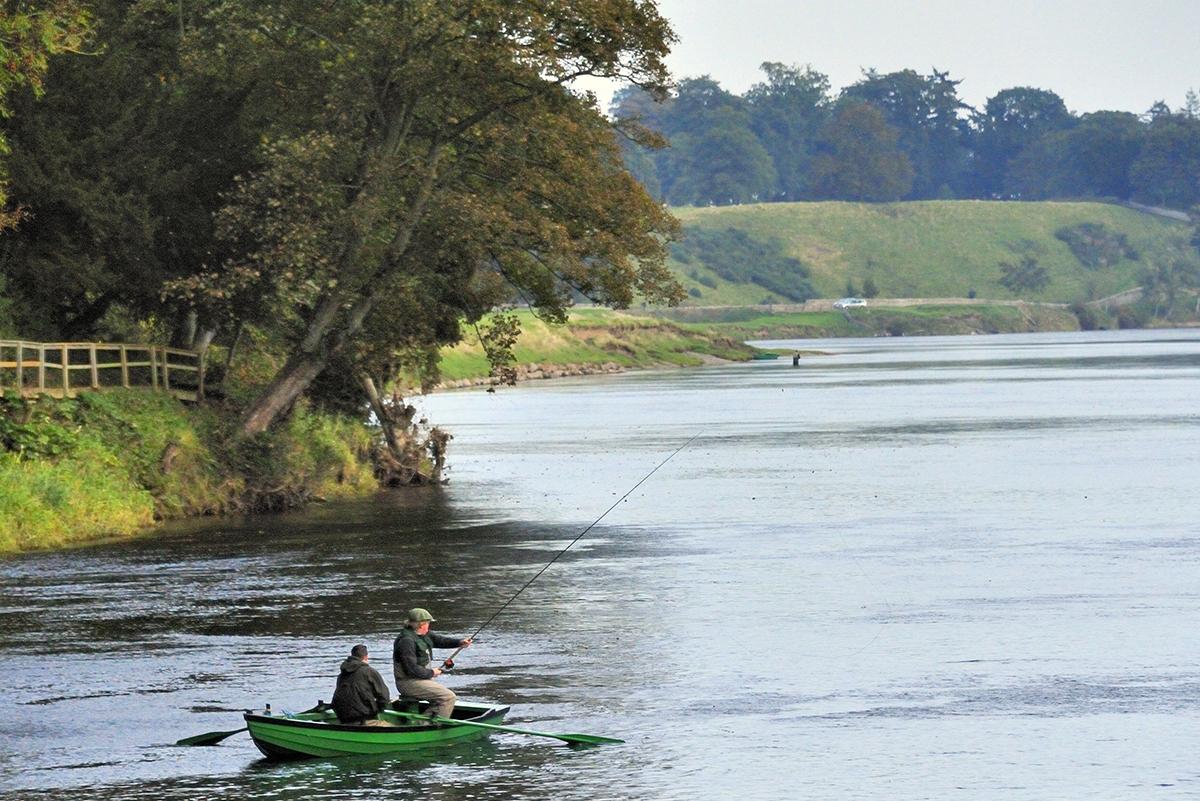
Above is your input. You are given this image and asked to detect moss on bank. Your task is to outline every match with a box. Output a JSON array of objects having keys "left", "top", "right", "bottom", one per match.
[{"left": 0, "top": 390, "right": 376, "bottom": 553}]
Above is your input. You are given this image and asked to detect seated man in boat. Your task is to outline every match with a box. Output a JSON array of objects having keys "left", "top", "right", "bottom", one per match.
[
  {"left": 331, "top": 644, "right": 394, "bottom": 726},
  {"left": 393, "top": 608, "right": 472, "bottom": 719}
]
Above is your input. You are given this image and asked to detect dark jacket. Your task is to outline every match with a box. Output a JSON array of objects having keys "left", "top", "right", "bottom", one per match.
[
  {"left": 331, "top": 657, "right": 390, "bottom": 723},
  {"left": 393, "top": 627, "right": 463, "bottom": 680}
]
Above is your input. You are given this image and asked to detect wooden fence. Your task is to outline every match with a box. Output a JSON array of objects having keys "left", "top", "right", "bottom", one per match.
[{"left": 0, "top": 341, "right": 204, "bottom": 402}]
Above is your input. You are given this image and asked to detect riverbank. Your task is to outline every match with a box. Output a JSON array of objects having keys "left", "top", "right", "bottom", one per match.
[
  {"left": 430, "top": 307, "right": 761, "bottom": 388},
  {"left": 425, "top": 301, "right": 1110, "bottom": 388},
  {"left": 0, "top": 389, "right": 378, "bottom": 553}
]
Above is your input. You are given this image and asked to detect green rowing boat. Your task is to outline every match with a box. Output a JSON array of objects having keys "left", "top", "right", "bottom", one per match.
[{"left": 244, "top": 700, "right": 510, "bottom": 760}]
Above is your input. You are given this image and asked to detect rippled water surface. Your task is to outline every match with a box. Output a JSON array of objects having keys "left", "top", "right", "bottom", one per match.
[{"left": 3, "top": 329, "right": 1200, "bottom": 800}]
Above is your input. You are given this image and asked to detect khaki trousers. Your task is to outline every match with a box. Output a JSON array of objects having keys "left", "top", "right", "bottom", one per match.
[{"left": 394, "top": 676, "right": 457, "bottom": 718}]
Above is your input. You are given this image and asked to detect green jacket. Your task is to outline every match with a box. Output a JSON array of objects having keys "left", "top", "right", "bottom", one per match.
[{"left": 393, "top": 627, "right": 462, "bottom": 680}]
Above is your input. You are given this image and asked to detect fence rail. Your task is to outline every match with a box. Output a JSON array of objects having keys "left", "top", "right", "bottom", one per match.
[{"left": 0, "top": 341, "right": 204, "bottom": 402}]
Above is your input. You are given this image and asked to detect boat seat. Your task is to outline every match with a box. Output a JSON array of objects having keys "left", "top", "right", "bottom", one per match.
[{"left": 391, "top": 696, "right": 425, "bottom": 713}]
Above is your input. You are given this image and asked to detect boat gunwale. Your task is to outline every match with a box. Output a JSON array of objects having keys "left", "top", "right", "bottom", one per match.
[{"left": 242, "top": 701, "right": 511, "bottom": 753}]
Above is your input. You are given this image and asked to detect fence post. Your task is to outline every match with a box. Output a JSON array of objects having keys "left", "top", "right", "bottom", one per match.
[
  {"left": 14, "top": 343, "right": 21, "bottom": 394},
  {"left": 163, "top": 350, "right": 171, "bottom": 392},
  {"left": 38, "top": 344, "right": 45, "bottom": 395},
  {"left": 150, "top": 347, "right": 159, "bottom": 390},
  {"left": 90, "top": 344, "right": 99, "bottom": 388},
  {"left": 62, "top": 344, "right": 69, "bottom": 397},
  {"left": 120, "top": 345, "right": 129, "bottom": 388}
]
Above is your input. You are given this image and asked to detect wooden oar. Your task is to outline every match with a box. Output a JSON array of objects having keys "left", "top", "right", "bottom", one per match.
[
  {"left": 176, "top": 726, "right": 248, "bottom": 746},
  {"left": 393, "top": 711, "right": 623, "bottom": 746}
]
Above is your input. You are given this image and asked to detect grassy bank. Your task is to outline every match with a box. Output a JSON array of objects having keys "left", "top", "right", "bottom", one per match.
[
  {"left": 0, "top": 389, "right": 376, "bottom": 553},
  {"left": 670, "top": 200, "right": 1192, "bottom": 305},
  {"left": 434, "top": 307, "right": 759, "bottom": 385},
  {"left": 665, "top": 302, "right": 1084, "bottom": 341}
]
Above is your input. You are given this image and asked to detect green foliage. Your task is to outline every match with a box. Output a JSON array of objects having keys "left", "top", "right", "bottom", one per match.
[
  {"left": 1130, "top": 112, "right": 1200, "bottom": 209},
  {"left": 671, "top": 226, "right": 817, "bottom": 301},
  {"left": 839, "top": 68, "right": 969, "bottom": 200},
  {"left": 973, "top": 87, "right": 1074, "bottom": 198},
  {"left": 810, "top": 102, "right": 914, "bottom": 201},
  {"left": 1, "top": 0, "right": 258, "bottom": 341},
  {"left": 0, "top": 395, "right": 77, "bottom": 459},
  {"left": 998, "top": 255, "right": 1051, "bottom": 295},
  {"left": 0, "top": 0, "right": 92, "bottom": 225},
  {"left": 0, "top": 389, "right": 375, "bottom": 552},
  {"left": 1055, "top": 223, "right": 1139, "bottom": 269},
  {"left": 0, "top": 275, "right": 13, "bottom": 336},
  {"left": 1069, "top": 302, "right": 1101, "bottom": 331},
  {"left": 174, "top": 0, "right": 683, "bottom": 435}
]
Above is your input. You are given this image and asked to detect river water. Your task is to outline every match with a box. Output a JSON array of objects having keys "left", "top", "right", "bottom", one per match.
[{"left": 2, "top": 329, "right": 1200, "bottom": 800}]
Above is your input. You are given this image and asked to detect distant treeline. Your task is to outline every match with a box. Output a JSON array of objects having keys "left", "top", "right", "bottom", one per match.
[{"left": 614, "top": 64, "right": 1200, "bottom": 210}]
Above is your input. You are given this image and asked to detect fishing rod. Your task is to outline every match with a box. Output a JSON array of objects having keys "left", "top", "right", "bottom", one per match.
[{"left": 441, "top": 432, "right": 701, "bottom": 670}]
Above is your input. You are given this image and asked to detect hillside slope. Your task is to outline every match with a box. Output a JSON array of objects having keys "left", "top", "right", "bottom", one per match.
[{"left": 670, "top": 201, "right": 1192, "bottom": 304}]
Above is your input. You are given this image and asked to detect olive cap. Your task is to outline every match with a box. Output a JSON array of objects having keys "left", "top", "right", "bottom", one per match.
[{"left": 406, "top": 608, "right": 435, "bottom": 623}]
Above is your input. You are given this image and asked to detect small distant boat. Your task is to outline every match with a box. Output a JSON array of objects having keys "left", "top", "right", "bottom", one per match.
[{"left": 244, "top": 700, "right": 510, "bottom": 760}]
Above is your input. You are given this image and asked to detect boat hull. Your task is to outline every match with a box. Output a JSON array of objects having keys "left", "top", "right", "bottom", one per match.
[{"left": 244, "top": 701, "right": 510, "bottom": 760}]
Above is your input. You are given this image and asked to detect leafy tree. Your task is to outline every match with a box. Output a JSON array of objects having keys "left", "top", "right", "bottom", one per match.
[
  {"left": 635, "top": 76, "right": 772, "bottom": 205},
  {"left": 745, "top": 62, "right": 831, "bottom": 200},
  {"left": 175, "top": 0, "right": 683, "bottom": 436},
  {"left": 1129, "top": 111, "right": 1200, "bottom": 209},
  {"left": 1006, "top": 112, "right": 1145, "bottom": 200},
  {"left": 0, "top": 0, "right": 91, "bottom": 227},
  {"left": 998, "top": 255, "right": 1051, "bottom": 295},
  {"left": 972, "top": 87, "right": 1075, "bottom": 198},
  {"left": 1, "top": 0, "right": 257, "bottom": 341},
  {"left": 841, "top": 68, "right": 970, "bottom": 199},
  {"left": 662, "top": 108, "right": 777, "bottom": 205},
  {"left": 810, "top": 101, "right": 914, "bottom": 201}
]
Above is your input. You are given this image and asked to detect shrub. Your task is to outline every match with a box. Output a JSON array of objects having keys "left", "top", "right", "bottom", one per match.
[
  {"left": 1055, "top": 222, "right": 1139, "bottom": 269},
  {"left": 1070, "top": 301, "right": 1099, "bottom": 331},
  {"left": 999, "top": 256, "right": 1052, "bottom": 295},
  {"left": 673, "top": 226, "right": 818, "bottom": 302}
]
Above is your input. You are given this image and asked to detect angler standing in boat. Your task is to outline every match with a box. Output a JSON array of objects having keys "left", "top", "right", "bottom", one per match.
[
  {"left": 331, "top": 644, "right": 394, "bottom": 726},
  {"left": 393, "top": 608, "right": 472, "bottom": 718}
]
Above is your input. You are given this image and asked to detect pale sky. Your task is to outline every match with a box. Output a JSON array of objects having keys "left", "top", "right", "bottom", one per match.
[{"left": 579, "top": 0, "right": 1200, "bottom": 115}]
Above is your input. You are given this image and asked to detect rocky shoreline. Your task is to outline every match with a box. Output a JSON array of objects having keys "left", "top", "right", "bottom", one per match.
[{"left": 435, "top": 360, "right": 627, "bottom": 390}]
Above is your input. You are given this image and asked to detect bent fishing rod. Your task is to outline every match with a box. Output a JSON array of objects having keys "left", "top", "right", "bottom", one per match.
[{"left": 440, "top": 432, "right": 700, "bottom": 670}]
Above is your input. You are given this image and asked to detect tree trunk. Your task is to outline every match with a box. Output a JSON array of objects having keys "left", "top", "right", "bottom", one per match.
[
  {"left": 235, "top": 143, "right": 447, "bottom": 438},
  {"left": 361, "top": 374, "right": 404, "bottom": 460},
  {"left": 238, "top": 349, "right": 331, "bottom": 437}
]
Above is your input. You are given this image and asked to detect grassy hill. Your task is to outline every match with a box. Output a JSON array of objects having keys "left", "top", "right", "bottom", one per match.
[{"left": 669, "top": 200, "right": 1193, "bottom": 305}]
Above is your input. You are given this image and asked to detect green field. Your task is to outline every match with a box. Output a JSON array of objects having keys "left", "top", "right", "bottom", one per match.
[{"left": 670, "top": 200, "right": 1192, "bottom": 304}]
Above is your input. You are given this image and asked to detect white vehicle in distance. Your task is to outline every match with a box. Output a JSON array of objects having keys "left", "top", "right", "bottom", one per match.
[{"left": 834, "top": 297, "right": 868, "bottom": 309}]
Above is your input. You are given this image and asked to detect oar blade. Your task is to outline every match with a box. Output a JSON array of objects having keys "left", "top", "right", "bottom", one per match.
[
  {"left": 393, "top": 710, "right": 623, "bottom": 747},
  {"left": 558, "top": 733, "right": 625, "bottom": 746},
  {"left": 175, "top": 726, "right": 247, "bottom": 746}
]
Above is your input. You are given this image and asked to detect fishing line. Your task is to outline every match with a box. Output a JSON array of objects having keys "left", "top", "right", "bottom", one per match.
[{"left": 443, "top": 432, "right": 701, "bottom": 668}]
